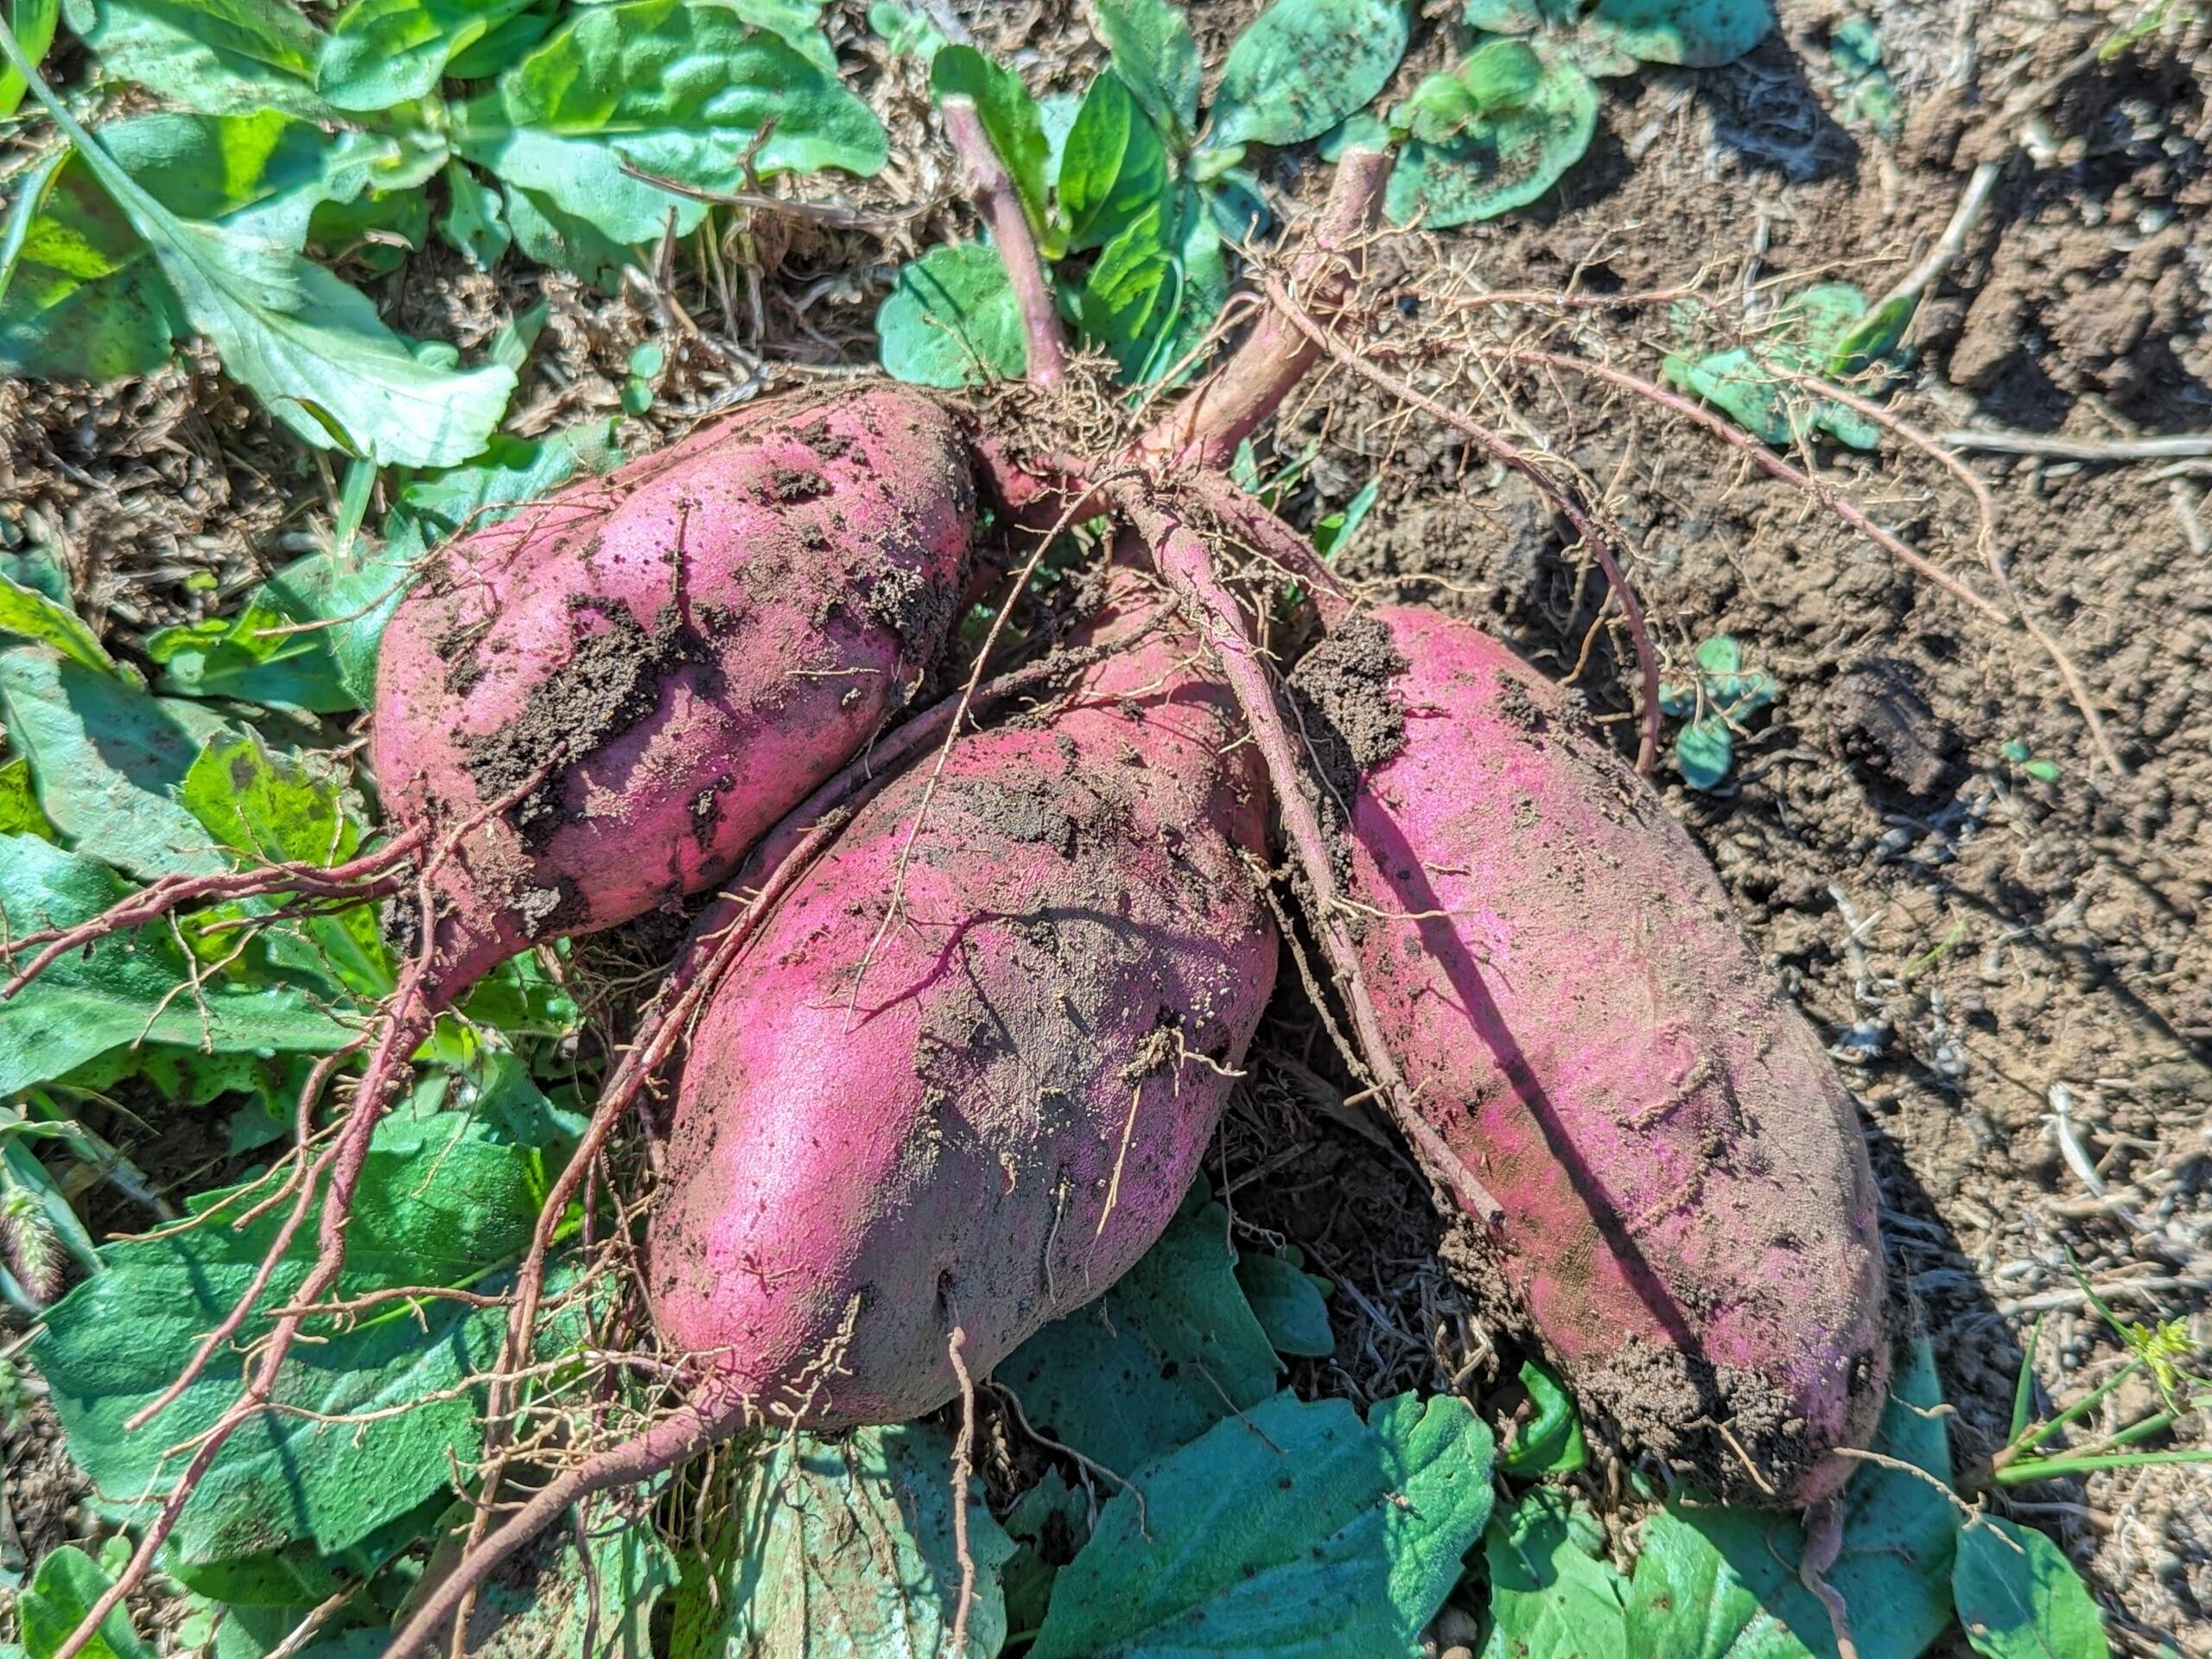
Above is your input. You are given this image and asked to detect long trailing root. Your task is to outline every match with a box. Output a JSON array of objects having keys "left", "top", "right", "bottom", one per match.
[
  {"left": 1, "top": 830, "right": 423, "bottom": 998},
  {"left": 1113, "top": 483, "right": 1504, "bottom": 1229}
]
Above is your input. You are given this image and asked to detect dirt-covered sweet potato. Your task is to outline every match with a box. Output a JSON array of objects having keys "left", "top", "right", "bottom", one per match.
[
  {"left": 372, "top": 384, "right": 976, "bottom": 1000},
  {"left": 645, "top": 576, "right": 1277, "bottom": 1427},
  {"left": 1289, "top": 605, "right": 1889, "bottom": 1503}
]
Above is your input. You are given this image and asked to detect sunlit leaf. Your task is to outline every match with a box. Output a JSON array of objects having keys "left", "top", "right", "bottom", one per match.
[
  {"left": 876, "top": 240, "right": 1027, "bottom": 387},
  {"left": 1208, "top": 0, "right": 1410, "bottom": 151}
]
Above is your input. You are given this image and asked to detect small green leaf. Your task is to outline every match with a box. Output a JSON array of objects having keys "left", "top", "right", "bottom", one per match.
[
  {"left": 1032, "top": 1391, "right": 1497, "bottom": 1659},
  {"left": 316, "top": 0, "right": 541, "bottom": 111},
  {"left": 1480, "top": 1488, "right": 1627, "bottom": 1658},
  {"left": 0, "top": 573, "right": 119, "bottom": 677},
  {"left": 16, "top": 1544, "right": 158, "bottom": 1659},
  {"left": 876, "top": 240, "right": 1027, "bottom": 387},
  {"left": 1693, "top": 633, "right": 1742, "bottom": 676},
  {"left": 1579, "top": 0, "right": 1776, "bottom": 69},
  {"left": 671, "top": 1423, "right": 1014, "bottom": 1659},
  {"left": 0, "top": 0, "right": 58, "bottom": 118},
  {"left": 931, "top": 46, "right": 1053, "bottom": 236},
  {"left": 1209, "top": 0, "right": 1411, "bottom": 152},
  {"left": 1953, "top": 1517, "right": 2111, "bottom": 1659},
  {"left": 1235, "top": 1249, "right": 1335, "bottom": 1357},
  {"left": 437, "top": 159, "right": 511, "bottom": 267},
  {"left": 868, "top": 0, "right": 949, "bottom": 62},
  {"left": 1673, "top": 715, "right": 1735, "bottom": 790},
  {"left": 996, "top": 1186, "right": 1280, "bottom": 1475},
  {"left": 0, "top": 753, "right": 58, "bottom": 840},
  {"left": 1059, "top": 72, "right": 1173, "bottom": 252},
  {"left": 1090, "top": 0, "right": 1202, "bottom": 149},
  {"left": 1502, "top": 1356, "right": 1587, "bottom": 1477},
  {"left": 1386, "top": 44, "right": 1597, "bottom": 227},
  {"left": 73, "top": 0, "right": 334, "bottom": 118}
]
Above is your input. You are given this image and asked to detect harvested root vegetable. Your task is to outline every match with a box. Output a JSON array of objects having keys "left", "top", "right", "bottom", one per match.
[
  {"left": 1288, "top": 605, "right": 1889, "bottom": 1503},
  {"left": 378, "top": 575, "right": 1276, "bottom": 1652}
]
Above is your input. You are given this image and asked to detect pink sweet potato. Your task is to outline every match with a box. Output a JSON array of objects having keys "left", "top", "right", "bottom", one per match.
[
  {"left": 372, "top": 385, "right": 976, "bottom": 1001},
  {"left": 645, "top": 575, "right": 1277, "bottom": 1427},
  {"left": 1290, "top": 605, "right": 1888, "bottom": 1502}
]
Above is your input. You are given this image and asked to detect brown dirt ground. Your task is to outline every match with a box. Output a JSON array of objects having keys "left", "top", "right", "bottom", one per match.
[{"left": 4, "top": 0, "right": 2208, "bottom": 1652}]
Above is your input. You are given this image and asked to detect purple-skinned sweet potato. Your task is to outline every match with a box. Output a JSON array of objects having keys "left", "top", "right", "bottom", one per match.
[
  {"left": 371, "top": 384, "right": 976, "bottom": 1002},
  {"left": 645, "top": 573, "right": 1277, "bottom": 1427},
  {"left": 1289, "top": 605, "right": 1889, "bottom": 1503}
]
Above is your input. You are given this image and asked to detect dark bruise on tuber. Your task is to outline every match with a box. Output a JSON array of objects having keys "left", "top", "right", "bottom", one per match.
[{"left": 11, "top": 140, "right": 1890, "bottom": 1659}]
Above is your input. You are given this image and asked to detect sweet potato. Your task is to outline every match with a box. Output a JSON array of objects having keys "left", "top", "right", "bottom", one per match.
[
  {"left": 1289, "top": 605, "right": 1888, "bottom": 1502},
  {"left": 645, "top": 575, "right": 1277, "bottom": 1427},
  {"left": 372, "top": 384, "right": 977, "bottom": 999}
]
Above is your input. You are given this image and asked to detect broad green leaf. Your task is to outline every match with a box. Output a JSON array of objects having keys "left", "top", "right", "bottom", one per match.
[
  {"left": 0, "top": 111, "right": 412, "bottom": 384},
  {"left": 0, "top": 753, "right": 58, "bottom": 840},
  {"left": 1090, "top": 0, "right": 1201, "bottom": 148},
  {"left": 995, "top": 1188, "right": 1280, "bottom": 1477},
  {"left": 1462, "top": 0, "right": 1575, "bottom": 30},
  {"left": 0, "top": 51, "right": 513, "bottom": 465},
  {"left": 931, "top": 46, "right": 1052, "bottom": 236},
  {"left": 316, "top": 0, "right": 541, "bottom": 111},
  {"left": 1059, "top": 73, "right": 1173, "bottom": 252},
  {"left": 0, "top": 571, "right": 118, "bottom": 675},
  {"left": 1077, "top": 202, "right": 1176, "bottom": 376},
  {"left": 1624, "top": 1338, "right": 1959, "bottom": 1659},
  {"left": 499, "top": 176, "right": 660, "bottom": 291},
  {"left": 1952, "top": 1519, "right": 2110, "bottom": 1659},
  {"left": 877, "top": 240, "right": 1027, "bottom": 387},
  {"left": 0, "top": 833, "right": 354, "bottom": 1098},
  {"left": 165, "top": 1497, "right": 447, "bottom": 1607},
  {"left": 1235, "top": 1249, "right": 1334, "bottom": 1357},
  {"left": 671, "top": 1423, "right": 1014, "bottom": 1659},
  {"left": 1673, "top": 716, "right": 1734, "bottom": 790},
  {"left": 1479, "top": 1489, "right": 1627, "bottom": 1659},
  {"left": 29, "top": 1098, "right": 545, "bottom": 1564},
  {"left": 395, "top": 419, "right": 620, "bottom": 538},
  {"left": 1580, "top": 0, "right": 1775, "bottom": 68},
  {"left": 0, "top": 648, "right": 230, "bottom": 877},
  {"left": 307, "top": 181, "right": 430, "bottom": 276},
  {"left": 1000, "top": 1470, "right": 1088, "bottom": 1642},
  {"left": 73, "top": 0, "right": 332, "bottom": 118},
  {"left": 465, "top": 1498, "right": 676, "bottom": 1658},
  {"left": 445, "top": 0, "right": 557, "bottom": 77},
  {"left": 1387, "top": 45, "right": 1598, "bottom": 227},
  {"left": 16, "top": 1544, "right": 158, "bottom": 1659},
  {"left": 1502, "top": 1356, "right": 1587, "bottom": 1477},
  {"left": 1209, "top": 0, "right": 1411, "bottom": 152},
  {"left": 456, "top": 0, "right": 886, "bottom": 249},
  {"left": 0, "top": 0, "right": 57, "bottom": 117},
  {"left": 438, "top": 160, "right": 511, "bottom": 268},
  {"left": 1033, "top": 1391, "right": 1497, "bottom": 1659}
]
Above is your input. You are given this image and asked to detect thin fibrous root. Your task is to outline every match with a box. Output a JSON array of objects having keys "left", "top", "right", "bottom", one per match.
[
  {"left": 1113, "top": 484, "right": 1504, "bottom": 1230},
  {"left": 2, "top": 830, "right": 423, "bottom": 998},
  {"left": 1253, "top": 277, "right": 1664, "bottom": 775},
  {"left": 947, "top": 1325, "right": 980, "bottom": 1659},
  {"left": 1180, "top": 470, "right": 1356, "bottom": 627}
]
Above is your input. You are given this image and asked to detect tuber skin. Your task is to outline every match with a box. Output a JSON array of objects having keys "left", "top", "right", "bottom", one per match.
[
  {"left": 372, "top": 384, "right": 977, "bottom": 1001},
  {"left": 645, "top": 570, "right": 1279, "bottom": 1427},
  {"left": 1290, "top": 606, "right": 1889, "bottom": 1503}
]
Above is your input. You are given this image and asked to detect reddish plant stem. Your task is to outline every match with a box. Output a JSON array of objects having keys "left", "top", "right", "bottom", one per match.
[
  {"left": 941, "top": 96, "right": 1066, "bottom": 389},
  {"left": 1255, "top": 276, "right": 1663, "bottom": 774},
  {"left": 2, "top": 831, "right": 423, "bottom": 998},
  {"left": 1139, "top": 149, "right": 1393, "bottom": 473},
  {"left": 1181, "top": 470, "right": 1355, "bottom": 626},
  {"left": 1115, "top": 486, "right": 1503, "bottom": 1229}
]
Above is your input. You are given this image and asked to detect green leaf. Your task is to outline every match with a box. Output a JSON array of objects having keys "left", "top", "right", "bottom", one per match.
[
  {"left": 1209, "top": 0, "right": 1411, "bottom": 152},
  {"left": 465, "top": 1498, "right": 676, "bottom": 1658},
  {"left": 145, "top": 550, "right": 401, "bottom": 714},
  {"left": 16, "top": 1544, "right": 158, "bottom": 1659},
  {"left": 1033, "top": 1391, "right": 1497, "bottom": 1659},
  {"left": 996, "top": 1187, "right": 1279, "bottom": 1476},
  {"left": 1478, "top": 1488, "right": 1626, "bottom": 1659},
  {"left": 1673, "top": 715, "right": 1734, "bottom": 790},
  {"left": 0, "top": 111, "right": 416, "bottom": 385},
  {"left": 1462, "top": 0, "right": 1576, "bottom": 31},
  {"left": 1502, "top": 1356, "right": 1586, "bottom": 1477},
  {"left": 437, "top": 159, "right": 511, "bottom": 268},
  {"left": 0, "top": 49, "right": 513, "bottom": 466},
  {"left": 1662, "top": 284, "right": 1889, "bottom": 449},
  {"left": 0, "top": 572, "right": 118, "bottom": 676},
  {"left": 0, "top": 0, "right": 58, "bottom": 118},
  {"left": 0, "top": 831, "right": 355, "bottom": 1099},
  {"left": 672, "top": 1422, "right": 1014, "bottom": 1659},
  {"left": 876, "top": 240, "right": 1027, "bottom": 387},
  {"left": 0, "top": 753, "right": 58, "bottom": 840},
  {"left": 1952, "top": 1519, "right": 2110, "bottom": 1659},
  {"left": 1081, "top": 181, "right": 1225, "bottom": 385},
  {"left": 1386, "top": 43, "right": 1597, "bottom": 227},
  {"left": 0, "top": 648, "right": 231, "bottom": 878},
  {"left": 393, "top": 419, "right": 621, "bottom": 539},
  {"left": 316, "top": 0, "right": 541, "bottom": 111},
  {"left": 307, "top": 181, "right": 430, "bottom": 276},
  {"left": 1090, "top": 0, "right": 1201, "bottom": 149},
  {"left": 456, "top": 0, "right": 885, "bottom": 252},
  {"left": 1059, "top": 73, "right": 1173, "bottom": 252},
  {"left": 73, "top": 0, "right": 334, "bottom": 118},
  {"left": 1235, "top": 1249, "right": 1334, "bottom": 1357},
  {"left": 931, "top": 46, "right": 1052, "bottom": 236},
  {"left": 1579, "top": 0, "right": 1775, "bottom": 69},
  {"left": 444, "top": 0, "right": 557, "bottom": 78},
  {"left": 1000, "top": 1470, "right": 1088, "bottom": 1641},
  {"left": 868, "top": 0, "right": 949, "bottom": 63},
  {"left": 29, "top": 1097, "right": 545, "bottom": 1564},
  {"left": 164, "top": 1496, "right": 447, "bottom": 1607},
  {"left": 1624, "top": 1338, "right": 1959, "bottom": 1659}
]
